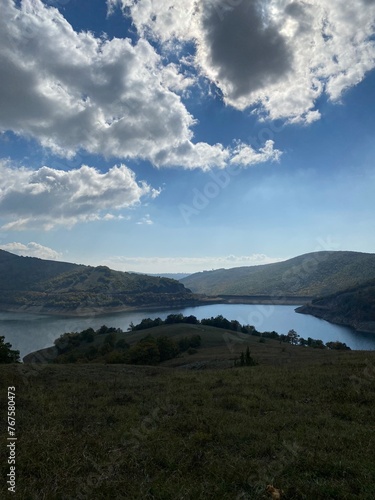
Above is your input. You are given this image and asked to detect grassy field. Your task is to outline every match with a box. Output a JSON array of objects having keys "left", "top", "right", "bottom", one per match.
[{"left": 1, "top": 328, "right": 375, "bottom": 499}]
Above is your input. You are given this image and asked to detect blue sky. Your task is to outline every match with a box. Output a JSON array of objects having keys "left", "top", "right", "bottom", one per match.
[{"left": 0, "top": 0, "right": 374, "bottom": 273}]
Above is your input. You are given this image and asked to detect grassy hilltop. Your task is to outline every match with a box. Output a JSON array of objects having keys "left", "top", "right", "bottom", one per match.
[
  {"left": 181, "top": 251, "right": 375, "bottom": 297},
  {"left": 2, "top": 321, "right": 375, "bottom": 499}
]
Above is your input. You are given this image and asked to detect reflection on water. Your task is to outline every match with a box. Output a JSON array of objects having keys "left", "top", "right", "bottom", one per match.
[{"left": 1, "top": 303, "right": 374, "bottom": 359}]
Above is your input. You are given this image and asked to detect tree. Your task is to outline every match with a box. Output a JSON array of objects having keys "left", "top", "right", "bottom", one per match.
[
  {"left": 240, "top": 351, "right": 245, "bottom": 366},
  {"left": 326, "top": 341, "right": 351, "bottom": 351},
  {"left": 80, "top": 328, "right": 95, "bottom": 342},
  {"left": 245, "top": 346, "right": 256, "bottom": 366},
  {"left": 104, "top": 333, "right": 116, "bottom": 348},
  {"left": 287, "top": 329, "right": 300, "bottom": 345},
  {"left": 156, "top": 336, "right": 179, "bottom": 361},
  {"left": 0, "top": 336, "right": 20, "bottom": 363},
  {"left": 128, "top": 340, "right": 160, "bottom": 365}
]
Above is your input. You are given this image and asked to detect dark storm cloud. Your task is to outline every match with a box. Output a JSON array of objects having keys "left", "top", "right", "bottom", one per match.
[{"left": 200, "top": 0, "right": 293, "bottom": 99}]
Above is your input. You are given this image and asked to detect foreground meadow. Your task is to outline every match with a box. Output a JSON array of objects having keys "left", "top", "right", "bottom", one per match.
[{"left": 1, "top": 330, "right": 375, "bottom": 499}]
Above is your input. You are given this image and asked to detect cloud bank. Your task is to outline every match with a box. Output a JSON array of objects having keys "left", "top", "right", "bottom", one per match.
[
  {"left": 0, "top": 0, "right": 281, "bottom": 169},
  {"left": 112, "top": 0, "right": 375, "bottom": 123},
  {"left": 0, "top": 161, "right": 158, "bottom": 230},
  {"left": 2, "top": 0, "right": 374, "bottom": 170}
]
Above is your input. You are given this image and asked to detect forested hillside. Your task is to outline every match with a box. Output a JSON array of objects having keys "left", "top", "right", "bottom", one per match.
[
  {"left": 296, "top": 278, "right": 375, "bottom": 333},
  {"left": 181, "top": 251, "right": 375, "bottom": 297},
  {"left": 0, "top": 250, "right": 196, "bottom": 314}
]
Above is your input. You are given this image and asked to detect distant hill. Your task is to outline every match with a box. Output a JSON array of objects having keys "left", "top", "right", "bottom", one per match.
[
  {"left": 180, "top": 251, "right": 375, "bottom": 297},
  {"left": 0, "top": 250, "right": 197, "bottom": 314},
  {"left": 149, "top": 273, "right": 191, "bottom": 280},
  {"left": 296, "top": 278, "right": 375, "bottom": 333}
]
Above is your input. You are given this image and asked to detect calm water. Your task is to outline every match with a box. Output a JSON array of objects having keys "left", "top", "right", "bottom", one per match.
[{"left": 1, "top": 303, "right": 375, "bottom": 359}]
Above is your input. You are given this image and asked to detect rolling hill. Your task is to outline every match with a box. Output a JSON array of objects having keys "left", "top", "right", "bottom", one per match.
[
  {"left": 180, "top": 251, "right": 375, "bottom": 297},
  {"left": 0, "top": 250, "right": 197, "bottom": 314},
  {"left": 296, "top": 278, "right": 375, "bottom": 333}
]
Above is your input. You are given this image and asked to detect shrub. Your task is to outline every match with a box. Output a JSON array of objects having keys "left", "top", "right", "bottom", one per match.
[
  {"left": 104, "top": 333, "right": 116, "bottom": 348},
  {"left": 80, "top": 328, "right": 95, "bottom": 342},
  {"left": 115, "top": 339, "right": 130, "bottom": 350},
  {"left": 105, "top": 351, "right": 127, "bottom": 364},
  {"left": 85, "top": 346, "right": 99, "bottom": 361},
  {"left": 326, "top": 341, "right": 351, "bottom": 350},
  {"left": 128, "top": 340, "right": 160, "bottom": 365},
  {"left": 0, "top": 336, "right": 20, "bottom": 363},
  {"left": 156, "top": 336, "right": 179, "bottom": 361}
]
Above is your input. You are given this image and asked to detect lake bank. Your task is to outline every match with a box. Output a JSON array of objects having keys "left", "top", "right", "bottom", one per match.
[
  {"left": 2, "top": 303, "right": 375, "bottom": 359},
  {"left": 0, "top": 295, "right": 312, "bottom": 317},
  {"left": 296, "top": 303, "right": 375, "bottom": 335}
]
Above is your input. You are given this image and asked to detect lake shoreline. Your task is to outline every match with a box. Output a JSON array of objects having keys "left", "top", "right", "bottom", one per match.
[
  {"left": 296, "top": 304, "right": 375, "bottom": 335},
  {"left": 0, "top": 295, "right": 312, "bottom": 318},
  {"left": 3, "top": 303, "right": 375, "bottom": 358}
]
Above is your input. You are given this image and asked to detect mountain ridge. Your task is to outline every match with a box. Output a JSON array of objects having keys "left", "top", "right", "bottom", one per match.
[
  {"left": 0, "top": 250, "right": 197, "bottom": 315},
  {"left": 180, "top": 251, "right": 375, "bottom": 297}
]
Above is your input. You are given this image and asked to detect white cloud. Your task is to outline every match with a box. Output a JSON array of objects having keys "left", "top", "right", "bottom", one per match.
[
  {"left": 0, "top": 241, "right": 62, "bottom": 260},
  {"left": 230, "top": 140, "right": 282, "bottom": 166},
  {"left": 113, "top": 0, "right": 375, "bottom": 123},
  {"left": 0, "top": 161, "right": 157, "bottom": 230},
  {"left": 0, "top": 0, "right": 276, "bottom": 170},
  {"left": 0, "top": 0, "right": 233, "bottom": 169},
  {"left": 136, "top": 214, "right": 153, "bottom": 225},
  {"left": 98, "top": 253, "right": 285, "bottom": 273}
]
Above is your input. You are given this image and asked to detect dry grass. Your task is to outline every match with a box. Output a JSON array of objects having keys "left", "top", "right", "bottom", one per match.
[{"left": 1, "top": 331, "right": 375, "bottom": 499}]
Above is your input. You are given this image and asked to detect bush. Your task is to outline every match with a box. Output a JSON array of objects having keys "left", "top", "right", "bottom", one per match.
[
  {"left": 235, "top": 346, "right": 257, "bottom": 367},
  {"left": 0, "top": 336, "right": 20, "bottom": 363},
  {"left": 105, "top": 351, "right": 127, "bottom": 364},
  {"left": 156, "top": 336, "right": 179, "bottom": 361},
  {"left": 326, "top": 341, "right": 351, "bottom": 350},
  {"left": 104, "top": 333, "right": 116, "bottom": 348},
  {"left": 128, "top": 340, "right": 160, "bottom": 365},
  {"left": 80, "top": 328, "right": 95, "bottom": 342},
  {"left": 115, "top": 339, "right": 130, "bottom": 350},
  {"left": 85, "top": 346, "right": 99, "bottom": 361},
  {"left": 99, "top": 343, "right": 113, "bottom": 356}
]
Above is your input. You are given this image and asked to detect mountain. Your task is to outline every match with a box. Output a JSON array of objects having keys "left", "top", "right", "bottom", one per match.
[
  {"left": 0, "top": 250, "right": 197, "bottom": 314},
  {"left": 296, "top": 278, "right": 375, "bottom": 333},
  {"left": 0, "top": 249, "right": 82, "bottom": 290},
  {"left": 180, "top": 251, "right": 375, "bottom": 297}
]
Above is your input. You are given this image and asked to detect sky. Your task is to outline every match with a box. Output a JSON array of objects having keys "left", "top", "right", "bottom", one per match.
[{"left": 0, "top": 0, "right": 374, "bottom": 274}]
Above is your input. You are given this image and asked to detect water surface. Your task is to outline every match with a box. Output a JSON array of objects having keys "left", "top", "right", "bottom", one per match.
[{"left": 1, "top": 303, "right": 374, "bottom": 359}]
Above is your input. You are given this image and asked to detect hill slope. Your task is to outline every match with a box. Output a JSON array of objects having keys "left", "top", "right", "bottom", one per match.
[
  {"left": 296, "top": 278, "right": 375, "bottom": 333},
  {"left": 180, "top": 251, "right": 375, "bottom": 297},
  {"left": 0, "top": 250, "right": 196, "bottom": 314},
  {"left": 0, "top": 249, "right": 82, "bottom": 290}
]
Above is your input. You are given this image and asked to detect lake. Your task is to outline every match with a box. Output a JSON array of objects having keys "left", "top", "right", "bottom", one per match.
[{"left": 1, "top": 303, "right": 375, "bottom": 359}]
